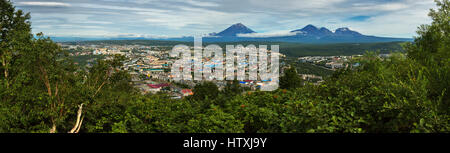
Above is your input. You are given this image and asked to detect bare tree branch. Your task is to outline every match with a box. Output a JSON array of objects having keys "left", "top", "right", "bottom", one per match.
[{"left": 68, "top": 103, "right": 84, "bottom": 133}]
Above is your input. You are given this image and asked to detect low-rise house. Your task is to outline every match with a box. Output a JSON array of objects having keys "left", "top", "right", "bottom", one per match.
[
  {"left": 325, "top": 62, "right": 344, "bottom": 69},
  {"left": 181, "top": 89, "right": 193, "bottom": 97}
]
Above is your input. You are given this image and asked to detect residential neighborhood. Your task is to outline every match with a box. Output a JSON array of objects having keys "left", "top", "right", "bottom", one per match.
[{"left": 61, "top": 43, "right": 286, "bottom": 98}]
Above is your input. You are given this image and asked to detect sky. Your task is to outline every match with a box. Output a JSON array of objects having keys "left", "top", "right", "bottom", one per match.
[{"left": 11, "top": 0, "right": 438, "bottom": 38}]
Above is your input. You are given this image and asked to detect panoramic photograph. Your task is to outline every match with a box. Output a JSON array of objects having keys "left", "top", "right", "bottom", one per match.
[{"left": 0, "top": 0, "right": 448, "bottom": 148}]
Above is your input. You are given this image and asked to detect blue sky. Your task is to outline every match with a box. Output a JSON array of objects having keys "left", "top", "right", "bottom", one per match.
[
  {"left": 347, "top": 16, "right": 371, "bottom": 22},
  {"left": 12, "top": 0, "right": 437, "bottom": 38}
]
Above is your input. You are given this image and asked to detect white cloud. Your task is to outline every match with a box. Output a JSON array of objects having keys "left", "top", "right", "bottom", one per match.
[
  {"left": 17, "top": 2, "right": 71, "bottom": 7},
  {"left": 342, "top": 0, "right": 437, "bottom": 38},
  {"left": 114, "top": 33, "right": 174, "bottom": 39},
  {"left": 136, "top": 6, "right": 256, "bottom": 30},
  {"left": 352, "top": 3, "right": 409, "bottom": 11},
  {"left": 184, "top": 0, "right": 220, "bottom": 7},
  {"left": 237, "top": 31, "right": 300, "bottom": 38},
  {"left": 12, "top": 0, "right": 438, "bottom": 38},
  {"left": 76, "top": 3, "right": 169, "bottom": 13},
  {"left": 247, "top": 0, "right": 347, "bottom": 11}
]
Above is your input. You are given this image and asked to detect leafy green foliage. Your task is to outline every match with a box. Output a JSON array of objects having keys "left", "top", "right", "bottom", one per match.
[
  {"left": 279, "top": 65, "right": 303, "bottom": 89},
  {"left": 294, "top": 62, "right": 333, "bottom": 77},
  {"left": 192, "top": 81, "right": 219, "bottom": 101},
  {"left": 0, "top": 0, "right": 448, "bottom": 133},
  {"left": 405, "top": 0, "right": 450, "bottom": 114},
  {"left": 223, "top": 80, "right": 244, "bottom": 96}
]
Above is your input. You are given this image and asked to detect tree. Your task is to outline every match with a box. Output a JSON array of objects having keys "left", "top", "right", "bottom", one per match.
[
  {"left": 405, "top": 0, "right": 449, "bottom": 113},
  {"left": 192, "top": 81, "right": 219, "bottom": 101},
  {"left": 0, "top": 0, "right": 134, "bottom": 133},
  {"left": 223, "top": 80, "right": 243, "bottom": 96},
  {"left": 0, "top": 0, "right": 32, "bottom": 89},
  {"left": 279, "top": 65, "right": 303, "bottom": 89},
  {"left": 31, "top": 34, "right": 82, "bottom": 133}
]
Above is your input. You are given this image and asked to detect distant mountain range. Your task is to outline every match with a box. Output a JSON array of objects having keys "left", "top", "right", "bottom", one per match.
[
  {"left": 51, "top": 23, "right": 412, "bottom": 43},
  {"left": 212, "top": 23, "right": 256, "bottom": 37}
]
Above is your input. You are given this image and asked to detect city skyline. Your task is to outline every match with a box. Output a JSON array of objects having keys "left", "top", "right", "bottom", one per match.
[{"left": 12, "top": 0, "right": 437, "bottom": 38}]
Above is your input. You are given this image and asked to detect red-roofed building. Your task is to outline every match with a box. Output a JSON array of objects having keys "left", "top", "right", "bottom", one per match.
[
  {"left": 147, "top": 83, "right": 169, "bottom": 89},
  {"left": 181, "top": 89, "right": 193, "bottom": 96}
]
